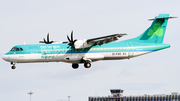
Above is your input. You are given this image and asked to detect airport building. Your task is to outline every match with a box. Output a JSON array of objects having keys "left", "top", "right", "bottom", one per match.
[{"left": 89, "top": 89, "right": 180, "bottom": 101}]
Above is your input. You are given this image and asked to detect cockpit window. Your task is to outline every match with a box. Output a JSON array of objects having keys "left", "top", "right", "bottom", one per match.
[
  {"left": 10, "top": 48, "right": 16, "bottom": 51},
  {"left": 20, "top": 48, "right": 23, "bottom": 51},
  {"left": 10, "top": 47, "right": 23, "bottom": 51},
  {"left": 16, "top": 48, "right": 20, "bottom": 51}
]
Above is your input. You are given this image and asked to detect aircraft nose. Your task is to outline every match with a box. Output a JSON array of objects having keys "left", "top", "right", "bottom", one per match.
[{"left": 2, "top": 55, "right": 9, "bottom": 61}]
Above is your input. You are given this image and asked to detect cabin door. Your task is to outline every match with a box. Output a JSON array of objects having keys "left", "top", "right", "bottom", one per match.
[{"left": 127, "top": 43, "right": 134, "bottom": 58}]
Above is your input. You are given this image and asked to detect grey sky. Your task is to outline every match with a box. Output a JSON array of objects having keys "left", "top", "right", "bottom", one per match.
[{"left": 0, "top": 0, "right": 180, "bottom": 101}]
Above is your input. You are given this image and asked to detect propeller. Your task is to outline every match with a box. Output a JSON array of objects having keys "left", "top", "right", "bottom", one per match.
[
  {"left": 39, "top": 33, "right": 54, "bottom": 44},
  {"left": 67, "top": 31, "right": 77, "bottom": 47}
]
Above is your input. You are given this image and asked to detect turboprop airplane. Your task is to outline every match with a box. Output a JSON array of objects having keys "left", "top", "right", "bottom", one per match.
[{"left": 2, "top": 14, "right": 176, "bottom": 69}]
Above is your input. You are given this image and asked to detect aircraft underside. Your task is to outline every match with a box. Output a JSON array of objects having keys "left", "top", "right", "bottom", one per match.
[{"left": 3, "top": 51, "right": 152, "bottom": 69}]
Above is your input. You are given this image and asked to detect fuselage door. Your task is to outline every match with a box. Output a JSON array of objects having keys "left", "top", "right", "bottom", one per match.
[{"left": 127, "top": 43, "right": 134, "bottom": 58}]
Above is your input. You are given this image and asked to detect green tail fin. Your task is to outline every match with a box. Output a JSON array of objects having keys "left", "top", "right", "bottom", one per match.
[{"left": 122, "top": 14, "right": 170, "bottom": 43}]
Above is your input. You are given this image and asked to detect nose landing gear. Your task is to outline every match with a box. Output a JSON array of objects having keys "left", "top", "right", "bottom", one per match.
[
  {"left": 11, "top": 62, "right": 16, "bottom": 69},
  {"left": 11, "top": 65, "right": 16, "bottom": 69}
]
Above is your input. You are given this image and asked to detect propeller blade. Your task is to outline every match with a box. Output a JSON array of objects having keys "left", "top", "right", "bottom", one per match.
[
  {"left": 73, "top": 39, "right": 77, "bottom": 43},
  {"left": 47, "top": 33, "right": 49, "bottom": 43},
  {"left": 62, "top": 41, "right": 68, "bottom": 43},
  {"left": 50, "top": 41, "right": 54, "bottom": 44},
  {"left": 39, "top": 41, "right": 45, "bottom": 43},
  {"left": 43, "top": 38, "right": 47, "bottom": 43},
  {"left": 66, "top": 30, "right": 77, "bottom": 48},
  {"left": 71, "top": 30, "right": 73, "bottom": 41},
  {"left": 67, "top": 35, "right": 71, "bottom": 42},
  {"left": 39, "top": 33, "right": 55, "bottom": 44}
]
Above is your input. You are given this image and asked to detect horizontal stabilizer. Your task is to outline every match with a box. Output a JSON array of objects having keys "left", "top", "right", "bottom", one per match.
[{"left": 148, "top": 16, "right": 177, "bottom": 21}]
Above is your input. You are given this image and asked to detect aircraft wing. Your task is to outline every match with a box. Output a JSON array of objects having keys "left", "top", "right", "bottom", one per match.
[{"left": 87, "top": 33, "right": 127, "bottom": 46}]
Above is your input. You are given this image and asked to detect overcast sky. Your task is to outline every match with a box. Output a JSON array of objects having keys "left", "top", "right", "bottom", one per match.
[{"left": 0, "top": 0, "right": 180, "bottom": 101}]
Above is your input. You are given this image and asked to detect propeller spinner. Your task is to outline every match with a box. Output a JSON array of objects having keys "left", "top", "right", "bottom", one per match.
[
  {"left": 39, "top": 33, "right": 54, "bottom": 44},
  {"left": 67, "top": 31, "right": 77, "bottom": 47}
]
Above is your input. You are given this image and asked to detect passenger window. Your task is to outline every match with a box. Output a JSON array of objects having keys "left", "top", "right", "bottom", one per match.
[{"left": 16, "top": 48, "right": 20, "bottom": 51}]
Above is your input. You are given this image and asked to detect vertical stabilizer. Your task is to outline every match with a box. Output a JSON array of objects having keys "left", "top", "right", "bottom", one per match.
[{"left": 122, "top": 14, "right": 171, "bottom": 43}]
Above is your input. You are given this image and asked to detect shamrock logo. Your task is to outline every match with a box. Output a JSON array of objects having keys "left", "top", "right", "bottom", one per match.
[{"left": 147, "top": 23, "right": 164, "bottom": 39}]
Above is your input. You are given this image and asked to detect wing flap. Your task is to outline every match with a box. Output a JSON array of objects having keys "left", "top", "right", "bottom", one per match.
[{"left": 87, "top": 33, "right": 127, "bottom": 46}]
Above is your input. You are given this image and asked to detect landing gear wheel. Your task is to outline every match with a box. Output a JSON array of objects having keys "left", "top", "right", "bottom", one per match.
[
  {"left": 84, "top": 63, "right": 91, "bottom": 68},
  {"left": 72, "top": 64, "right": 79, "bottom": 69},
  {"left": 11, "top": 66, "right": 16, "bottom": 69}
]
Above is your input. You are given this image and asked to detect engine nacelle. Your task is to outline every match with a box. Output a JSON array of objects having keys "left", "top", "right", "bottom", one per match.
[{"left": 74, "top": 39, "right": 93, "bottom": 49}]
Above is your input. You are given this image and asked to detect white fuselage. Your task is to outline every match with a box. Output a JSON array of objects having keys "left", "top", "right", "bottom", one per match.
[{"left": 2, "top": 49, "right": 150, "bottom": 64}]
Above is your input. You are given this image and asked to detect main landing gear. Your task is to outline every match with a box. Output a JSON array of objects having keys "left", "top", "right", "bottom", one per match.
[
  {"left": 72, "top": 63, "right": 79, "bottom": 69},
  {"left": 11, "top": 62, "right": 16, "bottom": 69},
  {"left": 72, "top": 62, "right": 91, "bottom": 69},
  {"left": 84, "top": 62, "right": 91, "bottom": 68}
]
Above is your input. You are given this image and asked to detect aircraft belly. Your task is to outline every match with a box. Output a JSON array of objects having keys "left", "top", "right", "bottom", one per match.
[
  {"left": 85, "top": 52, "right": 128, "bottom": 61},
  {"left": 5, "top": 54, "right": 25, "bottom": 62},
  {"left": 9, "top": 54, "right": 67, "bottom": 63},
  {"left": 133, "top": 51, "right": 153, "bottom": 57},
  {"left": 102, "top": 51, "right": 153, "bottom": 60},
  {"left": 7, "top": 50, "right": 154, "bottom": 63},
  {"left": 102, "top": 52, "right": 128, "bottom": 60},
  {"left": 63, "top": 53, "right": 83, "bottom": 63},
  {"left": 83, "top": 53, "right": 104, "bottom": 62}
]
